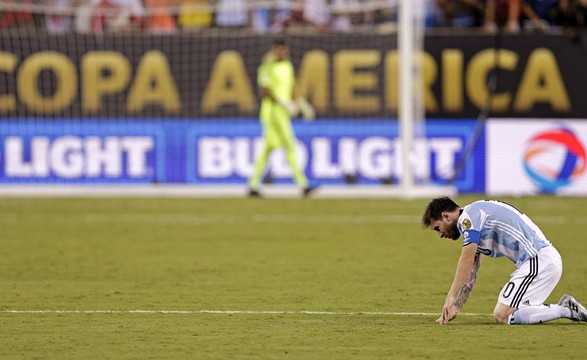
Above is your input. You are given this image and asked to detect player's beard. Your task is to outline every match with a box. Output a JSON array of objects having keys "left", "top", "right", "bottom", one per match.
[{"left": 447, "top": 221, "right": 461, "bottom": 240}]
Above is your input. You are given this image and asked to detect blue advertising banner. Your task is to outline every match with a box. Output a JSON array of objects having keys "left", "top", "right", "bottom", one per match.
[
  {"left": 0, "top": 119, "right": 485, "bottom": 192},
  {"left": 0, "top": 120, "right": 165, "bottom": 183}
]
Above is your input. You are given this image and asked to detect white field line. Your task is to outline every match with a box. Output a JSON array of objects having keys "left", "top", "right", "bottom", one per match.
[
  {"left": 0, "top": 213, "right": 578, "bottom": 224},
  {"left": 0, "top": 309, "right": 490, "bottom": 316}
]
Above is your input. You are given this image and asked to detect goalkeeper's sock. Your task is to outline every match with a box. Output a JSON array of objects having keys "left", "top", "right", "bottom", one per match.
[
  {"left": 508, "top": 305, "right": 572, "bottom": 325},
  {"left": 249, "top": 146, "right": 271, "bottom": 189},
  {"left": 285, "top": 145, "right": 308, "bottom": 188}
]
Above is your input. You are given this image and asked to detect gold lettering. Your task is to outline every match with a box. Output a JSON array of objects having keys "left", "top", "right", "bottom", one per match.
[
  {"left": 442, "top": 50, "right": 464, "bottom": 113},
  {"left": 295, "top": 50, "right": 329, "bottom": 112},
  {"left": 385, "top": 51, "right": 438, "bottom": 114},
  {"left": 514, "top": 48, "right": 571, "bottom": 112},
  {"left": 334, "top": 50, "right": 380, "bottom": 113},
  {"left": 18, "top": 52, "right": 77, "bottom": 114},
  {"left": 82, "top": 51, "right": 131, "bottom": 114},
  {"left": 383, "top": 51, "right": 399, "bottom": 113},
  {"left": 467, "top": 49, "right": 517, "bottom": 112},
  {"left": 384, "top": 52, "right": 398, "bottom": 113},
  {"left": 0, "top": 52, "right": 17, "bottom": 113},
  {"left": 422, "top": 53, "right": 439, "bottom": 112},
  {"left": 201, "top": 51, "right": 256, "bottom": 114},
  {"left": 127, "top": 50, "right": 181, "bottom": 114}
]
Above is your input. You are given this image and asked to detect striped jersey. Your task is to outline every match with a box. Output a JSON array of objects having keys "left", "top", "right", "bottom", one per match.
[{"left": 457, "top": 200, "right": 551, "bottom": 267}]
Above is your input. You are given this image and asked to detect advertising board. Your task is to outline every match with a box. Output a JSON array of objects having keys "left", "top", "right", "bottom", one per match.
[
  {"left": 0, "top": 119, "right": 485, "bottom": 193},
  {"left": 487, "top": 119, "right": 587, "bottom": 195}
]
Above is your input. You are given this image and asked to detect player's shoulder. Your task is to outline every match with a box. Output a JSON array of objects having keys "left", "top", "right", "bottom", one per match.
[
  {"left": 462, "top": 201, "right": 482, "bottom": 214},
  {"left": 257, "top": 61, "right": 271, "bottom": 75},
  {"left": 464, "top": 200, "right": 497, "bottom": 213},
  {"left": 459, "top": 201, "right": 486, "bottom": 230},
  {"left": 466, "top": 199, "right": 521, "bottom": 216},
  {"left": 280, "top": 60, "right": 295, "bottom": 71},
  {"left": 282, "top": 62, "right": 295, "bottom": 77}
]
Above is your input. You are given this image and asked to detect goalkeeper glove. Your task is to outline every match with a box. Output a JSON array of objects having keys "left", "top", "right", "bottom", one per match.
[
  {"left": 295, "top": 97, "right": 316, "bottom": 122},
  {"left": 277, "top": 99, "right": 299, "bottom": 117}
]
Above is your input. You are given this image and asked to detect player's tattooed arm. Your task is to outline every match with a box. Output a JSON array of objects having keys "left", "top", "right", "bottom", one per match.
[{"left": 453, "top": 252, "right": 482, "bottom": 310}]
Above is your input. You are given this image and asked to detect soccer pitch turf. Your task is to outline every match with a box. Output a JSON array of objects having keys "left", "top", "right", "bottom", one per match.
[{"left": 1, "top": 196, "right": 586, "bottom": 359}]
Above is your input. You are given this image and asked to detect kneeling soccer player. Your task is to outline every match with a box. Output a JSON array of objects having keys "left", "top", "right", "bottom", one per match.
[{"left": 422, "top": 197, "right": 587, "bottom": 325}]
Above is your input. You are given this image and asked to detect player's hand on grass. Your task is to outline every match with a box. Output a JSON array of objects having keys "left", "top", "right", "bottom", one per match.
[{"left": 436, "top": 305, "right": 458, "bottom": 324}]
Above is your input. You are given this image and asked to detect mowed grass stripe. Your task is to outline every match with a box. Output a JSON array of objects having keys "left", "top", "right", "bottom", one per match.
[
  {"left": 0, "top": 213, "right": 419, "bottom": 224},
  {"left": 0, "top": 309, "right": 491, "bottom": 316}
]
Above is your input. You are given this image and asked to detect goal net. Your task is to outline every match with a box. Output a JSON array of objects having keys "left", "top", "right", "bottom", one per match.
[{"left": 0, "top": 0, "right": 456, "bottom": 198}]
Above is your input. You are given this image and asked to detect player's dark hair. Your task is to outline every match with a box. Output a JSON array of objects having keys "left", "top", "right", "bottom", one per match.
[{"left": 421, "top": 197, "right": 460, "bottom": 228}]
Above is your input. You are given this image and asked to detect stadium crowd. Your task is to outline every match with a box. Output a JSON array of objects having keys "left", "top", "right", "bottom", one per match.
[{"left": 0, "top": 0, "right": 585, "bottom": 34}]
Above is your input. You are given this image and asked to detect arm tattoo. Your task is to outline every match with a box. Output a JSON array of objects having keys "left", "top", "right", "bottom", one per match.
[{"left": 454, "top": 253, "right": 481, "bottom": 310}]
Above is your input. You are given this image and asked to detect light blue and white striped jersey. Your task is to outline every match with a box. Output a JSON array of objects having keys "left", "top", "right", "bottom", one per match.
[{"left": 457, "top": 200, "right": 551, "bottom": 267}]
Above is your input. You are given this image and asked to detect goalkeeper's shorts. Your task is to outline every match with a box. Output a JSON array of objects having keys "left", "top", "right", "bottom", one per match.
[{"left": 260, "top": 104, "right": 295, "bottom": 149}]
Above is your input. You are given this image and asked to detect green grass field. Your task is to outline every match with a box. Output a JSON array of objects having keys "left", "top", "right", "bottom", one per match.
[{"left": 1, "top": 196, "right": 586, "bottom": 359}]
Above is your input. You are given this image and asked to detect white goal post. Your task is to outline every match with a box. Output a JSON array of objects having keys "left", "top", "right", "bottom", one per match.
[{"left": 397, "top": 0, "right": 457, "bottom": 198}]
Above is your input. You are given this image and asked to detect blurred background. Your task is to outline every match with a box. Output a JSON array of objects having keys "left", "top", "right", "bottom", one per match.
[{"left": 0, "top": 0, "right": 586, "bottom": 196}]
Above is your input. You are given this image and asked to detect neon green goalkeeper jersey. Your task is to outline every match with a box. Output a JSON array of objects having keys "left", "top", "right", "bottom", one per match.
[{"left": 258, "top": 59, "right": 295, "bottom": 103}]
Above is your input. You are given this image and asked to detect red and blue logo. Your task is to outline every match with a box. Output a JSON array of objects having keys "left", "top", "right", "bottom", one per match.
[{"left": 524, "top": 127, "right": 586, "bottom": 193}]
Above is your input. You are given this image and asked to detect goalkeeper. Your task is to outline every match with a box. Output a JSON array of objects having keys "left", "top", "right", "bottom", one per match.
[{"left": 248, "top": 40, "right": 313, "bottom": 197}]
